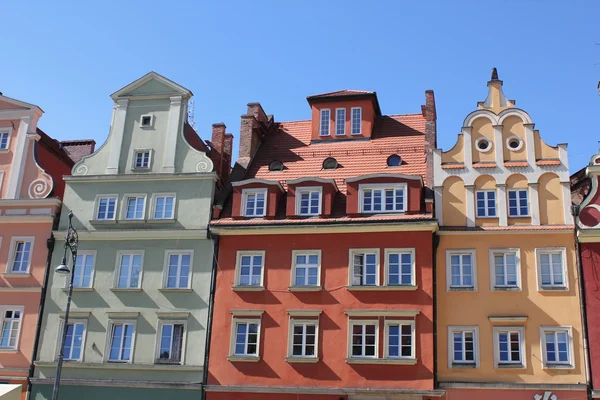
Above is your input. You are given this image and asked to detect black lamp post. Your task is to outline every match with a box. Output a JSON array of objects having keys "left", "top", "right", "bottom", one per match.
[{"left": 52, "top": 212, "right": 78, "bottom": 400}]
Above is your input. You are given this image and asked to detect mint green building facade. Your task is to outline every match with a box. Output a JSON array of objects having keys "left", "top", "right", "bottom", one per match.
[{"left": 30, "top": 73, "right": 221, "bottom": 399}]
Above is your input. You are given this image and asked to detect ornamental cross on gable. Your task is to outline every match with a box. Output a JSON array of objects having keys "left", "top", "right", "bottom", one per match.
[{"left": 534, "top": 392, "right": 557, "bottom": 400}]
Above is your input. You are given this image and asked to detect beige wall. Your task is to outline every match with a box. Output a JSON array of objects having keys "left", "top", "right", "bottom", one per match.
[
  {"left": 502, "top": 116, "right": 527, "bottom": 162},
  {"left": 539, "top": 172, "right": 564, "bottom": 225},
  {"left": 471, "top": 117, "right": 495, "bottom": 163},
  {"left": 441, "top": 134, "right": 465, "bottom": 164},
  {"left": 534, "top": 131, "right": 560, "bottom": 160},
  {"left": 442, "top": 177, "right": 467, "bottom": 226}
]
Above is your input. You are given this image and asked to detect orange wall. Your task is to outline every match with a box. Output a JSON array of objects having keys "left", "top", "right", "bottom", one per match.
[
  {"left": 443, "top": 388, "right": 586, "bottom": 400},
  {"left": 208, "top": 231, "right": 434, "bottom": 391},
  {"left": 310, "top": 99, "right": 375, "bottom": 141}
]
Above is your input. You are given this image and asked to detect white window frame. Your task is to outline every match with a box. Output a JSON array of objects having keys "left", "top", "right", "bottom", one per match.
[
  {"left": 150, "top": 193, "right": 176, "bottom": 220},
  {"left": 489, "top": 249, "right": 521, "bottom": 291},
  {"left": 507, "top": 189, "right": 530, "bottom": 217},
  {"left": 139, "top": 114, "right": 155, "bottom": 128},
  {"left": 0, "top": 127, "right": 12, "bottom": 151},
  {"left": 6, "top": 237, "right": 35, "bottom": 275},
  {"left": 319, "top": 109, "right": 331, "bottom": 137},
  {"left": 446, "top": 249, "right": 477, "bottom": 291},
  {"left": 384, "top": 248, "right": 416, "bottom": 286},
  {"left": 295, "top": 186, "right": 322, "bottom": 216},
  {"left": 347, "top": 320, "right": 379, "bottom": 359},
  {"left": 493, "top": 326, "right": 525, "bottom": 368},
  {"left": 290, "top": 250, "right": 321, "bottom": 288},
  {"left": 540, "top": 326, "right": 574, "bottom": 369},
  {"left": 70, "top": 250, "right": 97, "bottom": 289},
  {"left": 133, "top": 149, "right": 152, "bottom": 170},
  {"left": 241, "top": 188, "right": 268, "bottom": 217},
  {"left": 0, "top": 306, "right": 24, "bottom": 350},
  {"left": 235, "top": 251, "right": 265, "bottom": 288},
  {"left": 122, "top": 194, "right": 147, "bottom": 220},
  {"left": 348, "top": 248, "right": 380, "bottom": 287},
  {"left": 113, "top": 251, "right": 145, "bottom": 289},
  {"left": 448, "top": 326, "right": 479, "bottom": 368},
  {"left": 155, "top": 319, "right": 187, "bottom": 365},
  {"left": 475, "top": 189, "right": 497, "bottom": 218},
  {"left": 57, "top": 319, "right": 88, "bottom": 362},
  {"left": 163, "top": 250, "right": 194, "bottom": 290},
  {"left": 383, "top": 320, "right": 415, "bottom": 360},
  {"left": 105, "top": 319, "right": 137, "bottom": 363},
  {"left": 287, "top": 318, "right": 319, "bottom": 359},
  {"left": 229, "top": 318, "right": 261, "bottom": 358},
  {"left": 351, "top": 107, "right": 362, "bottom": 135},
  {"left": 359, "top": 183, "right": 408, "bottom": 213},
  {"left": 536, "top": 248, "right": 568, "bottom": 291},
  {"left": 94, "top": 195, "right": 118, "bottom": 221},
  {"left": 335, "top": 108, "right": 346, "bottom": 136}
]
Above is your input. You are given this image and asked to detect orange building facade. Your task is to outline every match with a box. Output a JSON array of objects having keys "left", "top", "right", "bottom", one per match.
[
  {"left": 0, "top": 94, "right": 92, "bottom": 399},
  {"left": 207, "top": 91, "right": 444, "bottom": 399},
  {"left": 433, "top": 70, "right": 586, "bottom": 400}
]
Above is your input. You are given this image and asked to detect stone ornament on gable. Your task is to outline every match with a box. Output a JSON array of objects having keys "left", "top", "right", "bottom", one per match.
[
  {"left": 534, "top": 392, "right": 557, "bottom": 400},
  {"left": 28, "top": 173, "right": 53, "bottom": 199},
  {"left": 74, "top": 164, "right": 88, "bottom": 176},
  {"left": 195, "top": 154, "right": 214, "bottom": 173}
]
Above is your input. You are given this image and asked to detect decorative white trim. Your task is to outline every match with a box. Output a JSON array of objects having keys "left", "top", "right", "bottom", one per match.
[
  {"left": 110, "top": 72, "right": 193, "bottom": 100},
  {"left": 66, "top": 172, "right": 217, "bottom": 183},
  {"left": 287, "top": 310, "right": 322, "bottom": 317},
  {"left": 156, "top": 312, "right": 190, "bottom": 319},
  {"left": 241, "top": 188, "right": 268, "bottom": 217},
  {"left": 105, "top": 99, "right": 129, "bottom": 174},
  {"left": 448, "top": 326, "right": 480, "bottom": 368},
  {"left": 6, "top": 118, "right": 31, "bottom": 198},
  {"left": 162, "top": 96, "right": 182, "bottom": 173},
  {"left": 492, "top": 325, "right": 526, "bottom": 369},
  {"left": 231, "top": 179, "right": 284, "bottom": 191},
  {"left": 506, "top": 135, "right": 524, "bottom": 151},
  {"left": 287, "top": 177, "right": 338, "bottom": 190},
  {"left": 162, "top": 250, "right": 194, "bottom": 290},
  {"left": 445, "top": 249, "right": 477, "bottom": 291},
  {"left": 346, "top": 173, "right": 423, "bottom": 183},
  {"left": 474, "top": 137, "right": 493, "bottom": 153},
  {"left": 383, "top": 248, "right": 416, "bottom": 287},
  {"left": 344, "top": 309, "right": 420, "bottom": 317},
  {"left": 234, "top": 251, "right": 265, "bottom": 289},
  {"left": 488, "top": 316, "right": 528, "bottom": 323},
  {"left": 290, "top": 249, "right": 321, "bottom": 288},
  {"left": 489, "top": 248, "right": 521, "bottom": 291},
  {"left": 540, "top": 326, "right": 574, "bottom": 369},
  {"left": 230, "top": 310, "right": 264, "bottom": 317},
  {"left": 295, "top": 186, "right": 323, "bottom": 216},
  {"left": 28, "top": 173, "right": 53, "bottom": 199}
]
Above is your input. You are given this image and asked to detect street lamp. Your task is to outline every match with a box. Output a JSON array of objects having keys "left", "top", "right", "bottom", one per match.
[{"left": 52, "top": 212, "right": 78, "bottom": 400}]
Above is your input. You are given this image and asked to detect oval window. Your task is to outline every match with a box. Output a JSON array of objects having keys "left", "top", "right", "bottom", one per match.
[
  {"left": 387, "top": 154, "right": 402, "bottom": 167},
  {"left": 475, "top": 138, "right": 492, "bottom": 153},
  {"left": 268, "top": 160, "right": 284, "bottom": 171},
  {"left": 506, "top": 136, "right": 523, "bottom": 151},
  {"left": 322, "top": 157, "right": 338, "bottom": 170}
]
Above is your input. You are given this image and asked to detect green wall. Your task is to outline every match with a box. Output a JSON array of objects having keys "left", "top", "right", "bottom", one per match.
[{"left": 31, "top": 384, "right": 200, "bottom": 400}]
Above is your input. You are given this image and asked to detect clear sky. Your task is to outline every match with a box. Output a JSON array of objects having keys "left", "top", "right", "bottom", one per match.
[{"left": 2, "top": 0, "right": 599, "bottom": 172}]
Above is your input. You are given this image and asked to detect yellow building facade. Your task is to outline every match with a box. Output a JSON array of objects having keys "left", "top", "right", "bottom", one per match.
[{"left": 433, "top": 70, "right": 586, "bottom": 400}]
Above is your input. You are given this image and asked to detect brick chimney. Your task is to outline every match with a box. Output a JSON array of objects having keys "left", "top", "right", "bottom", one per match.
[
  {"left": 423, "top": 90, "right": 437, "bottom": 187},
  {"left": 211, "top": 123, "right": 226, "bottom": 180},
  {"left": 222, "top": 133, "right": 234, "bottom": 185},
  {"left": 238, "top": 102, "right": 270, "bottom": 169}
]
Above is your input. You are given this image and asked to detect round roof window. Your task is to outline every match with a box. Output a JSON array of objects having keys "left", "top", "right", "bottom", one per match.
[
  {"left": 387, "top": 154, "right": 402, "bottom": 167},
  {"left": 475, "top": 137, "right": 492, "bottom": 153},
  {"left": 322, "top": 157, "right": 338, "bottom": 170},
  {"left": 268, "top": 160, "right": 284, "bottom": 171},
  {"left": 506, "top": 136, "right": 523, "bottom": 151}
]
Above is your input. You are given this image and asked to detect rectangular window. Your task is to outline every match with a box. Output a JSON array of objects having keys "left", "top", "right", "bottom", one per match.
[
  {"left": 386, "top": 322, "right": 414, "bottom": 358},
  {"left": 508, "top": 189, "right": 529, "bottom": 217},
  {"left": 537, "top": 249, "right": 567, "bottom": 289},
  {"left": 134, "top": 151, "right": 150, "bottom": 168},
  {"left": 116, "top": 252, "right": 143, "bottom": 289},
  {"left": 335, "top": 108, "right": 346, "bottom": 135},
  {"left": 125, "top": 196, "right": 145, "bottom": 220},
  {"left": 350, "top": 250, "right": 379, "bottom": 286},
  {"left": 351, "top": 107, "right": 362, "bottom": 135},
  {"left": 541, "top": 327, "right": 572, "bottom": 367},
  {"left": 153, "top": 195, "right": 175, "bottom": 219},
  {"left": 233, "top": 321, "right": 260, "bottom": 356},
  {"left": 296, "top": 188, "right": 321, "bottom": 216},
  {"left": 236, "top": 252, "right": 264, "bottom": 287},
  {"left": 96, "top": 196, "right": 117, "bottom": 220},
  {"left": 290, "top": 321, "right": 317, "bottom": 357},
  {"left": 449, "top": 327, "right": 478, "bottom": 366},
  {"left": 165, "top": 252, "right": 192, "bottom": 289},
  {"left": 10, "top": 240, "right": 32, "bottom": 273},
  {"left": 108, "top": 322, "right": 134, "bottom": 362},
  {"left": 385, "top": 249, "right": 414, "bottom": 286},
  {"left": 292, "top": 251, "right": 320, "bottom": 287},
  {"left": 476, "top": 190, "right": 496, "bottom": 217},
  {"left": 157, "top": 323, "right": 184, "bottom": 364},
  {"left": 242, "top": 189, "right": 267, "bottom": 217},
  {"left": 492, "top": 250, "right": 520, "bottom": 289},
  {"left": 319, "top": 109, "right": 330, "bottom": 136},
  {"left": 0, "top": 132, "right": 9, "bottom": 150},
  {"left": 494, "top": 327, "right": 524, "bottom": 367},
  {"left": 447, "top": 251, "right": 475, "bottom": 290},
  {"left": 63, "top": 322, "right": 85, "bottom": 361},
  {"left": 73, "top": 252, "right": 95, "bottom": 288},
  {"left": 0, "top": 309, "right": 22, "bottom": 349},
  {"left": 350, "top": 321, "right": 377, "bottom": 358},
  {"left": 361, "top": 184, "right": 406, "bottom": 213}
]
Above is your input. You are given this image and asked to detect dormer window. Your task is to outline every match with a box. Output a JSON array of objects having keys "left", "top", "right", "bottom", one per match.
[
  {"left": 242, "top": 188, "right": 267, "bottom": 217},
  {"left": 351, "top": 107, "right": 362, "bottom": 135},
  {"left": 360, "top": 183, "right": 407, "bottom": 213},
  {"left": 335, "top": 109, "right": 346, "bottom": 136},
  {"left": 387, "top": 154, "right": 402, "bottom": 167},
  {"left": 140, "top": 114, "right": 154, "bottom": 128},
  {"left": 319, "top": 109, "right": 330, "bottom": 136},
  {"left": 269, "top": 160, "right": 284, "bottom": 171},
  {"left": 134, "top": 150, "right": 151, "bottom": 169},
  {"left": 322, "top": 157, "right": 338, "bottom": 170},
  {"left": 296, "top": 187, "right": 322, "bottom": 216}
]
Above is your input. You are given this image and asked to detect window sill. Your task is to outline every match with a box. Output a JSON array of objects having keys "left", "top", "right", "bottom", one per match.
[
  {"left": 232, "top": 285, "right": 264, "bottom": 292},
  {"left": 346, "top": 285, "right": 418, "bottom": 291},
  {"left": 110, "top": 288, "right": 142, "bottom": 292},
  {"left": 0, "top": 349, "right": 18, "bottom": 353},
  {"left": 117, "top": 219, "right": 146, "bottom": 224},
  {"left": 492, "top": 286, "right": 521, "bottom": 292},
  {"left": 288, "top": 285, "right": 322, "bottom": 292},
  {"left": 451, "top": 363, "right": 477, "bottom": 369},
  {"left": 496, "top": 363, "right": 525, "bottom": 369},
  {"left": 89, "top": 219, "right": 117, "bottom": 225},
  {"left": 539, "top": 286, "right": 568, "bottom": 292},
  {"left": 345, "top": 357, "right": 417, "bottom": 365},
  {"left": 285, "top": 356, "right": 319, "bottom": 364},
  {"left": 131, "top": 168, "right": 151, "bottom": 173},
  {"left": 2, "top": 273, "right": 31, "bottom": 278},
  {"left": 448, "top": 286, "right": 476, "bottom": 292},
  {"left": 543, "top": 363, "right": 574, "bottom": 370},
  {"left": 159, "top": 288, "right": 193, "bottom": 293},
  {"left": 227, "top": 355, "right": 260, "bottom": 363},
  {"left": 0, "top": 149, "right": 8, "bottom": 153},
  {"left": 147, "top": 219, "right": 176, "bottom": 224},
  {"left": 475, "top": 216, "right": 499, "bottom": 219},
  {"left": 62, "top": 287, "right": 94, "bottom": 292}
]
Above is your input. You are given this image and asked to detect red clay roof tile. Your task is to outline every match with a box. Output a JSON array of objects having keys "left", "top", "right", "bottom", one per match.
[
  {"left": 536, "top": 159, "right": 561, "bottom": 166},
  {"left": 307, "top": 90, "right": 376, "bottom": 99},
  {"left": 504, "top": 161, "right": 529, "bottom": 167},
  {"left": 441, "top": 163, "right": 465, "bottom": 170},
  {"left": 472, "top": 162, "right": 497, "bottom": 169}
]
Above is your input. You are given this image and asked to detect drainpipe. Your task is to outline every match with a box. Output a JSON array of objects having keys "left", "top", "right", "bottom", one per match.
[
  {"left": 26, "top": 234, "right": 55, "bottom": 400},
  {"left": 573, "top": 205, "right": 593, "bottom": 400},
  {"left": 201, "top": 229, "right": 219, "bottom": 400},
  {"left": 432, "top": 232, "right": 440, "bottom": 392}
]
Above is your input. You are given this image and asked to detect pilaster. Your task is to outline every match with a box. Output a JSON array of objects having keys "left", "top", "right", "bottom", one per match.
[
  {"left": 462, "top": 127, "right": 473, "bottom": 168},
  {"left": 434, "top": 186, "right": 443, "bottom": 226},
  {"left": 497, "top": 183, "right": 507, "bottom": 226},
  {"left": 105, "top": 99, "right": 129, "bottom": 175},
  {"left": 528, "top": 183, "right": 540, "bottom": 226},
  {"left": 524, "top": 123, "right": 535, "bottom": 166},
  {"left": 6, "top": 117, "right": 31, "bottom": 199},
  {"left": 493, "top": 125, "right": 503, "bottom": 167},
  {"left": 162, "top": 96, "right": 183, "bottom": 173},
  {"left": 465, "top": 185, "right": 475, "bottom": 227},
  {"left": 561, "top": 181, "right": 573, "bottom": 225}
]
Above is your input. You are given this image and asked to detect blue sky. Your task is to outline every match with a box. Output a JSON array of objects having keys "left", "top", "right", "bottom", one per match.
[{"left": 2, "top": 0, "right": 599, "bottom": 172}]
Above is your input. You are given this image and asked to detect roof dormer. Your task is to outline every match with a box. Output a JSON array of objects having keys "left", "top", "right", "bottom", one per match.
[
  {"left": 307, "top": 90, "right": 381, "bottom": 142},
  {"left": 231, "top": 179, "right": 284, "bottom": 219},
  {"left": 285, "top": 177, "right": 338, "bottom": 218}
]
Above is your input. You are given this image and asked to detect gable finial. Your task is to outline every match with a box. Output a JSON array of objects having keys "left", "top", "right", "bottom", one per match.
[{"left": 491, "top": 67, "right": 499, "bottom": 81}]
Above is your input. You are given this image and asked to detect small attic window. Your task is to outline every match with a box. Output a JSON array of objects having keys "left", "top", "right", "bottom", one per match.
[
  {"left": 475, "top": 137, "right": 492, "bottom": 153},
  {"left": 269, "top": 160, "right": 284, "bottom": 171},
  {"left": 322, "top": 157, "right": 338, "bottom": 170},
  {"left": 140, "top": 114, "right": 154, "bottom": 128},
  {"left": 387, "top": 154, "right": 402, "bottom": 167}
]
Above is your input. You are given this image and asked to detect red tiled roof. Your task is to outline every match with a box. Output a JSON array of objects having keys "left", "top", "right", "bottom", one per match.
[
  {"left": 212, "top": 213, "right": 434, "bottom": 226},
  {"left": 472, "top": 162, "right": 497, "bottom": 169},
  {"left": 536, "top": 159, "right": 561, "bottom": 166},
  {"left": 504, "top": 161, "right": 528, "bottom": 168},
  {"left": 441, "top": 163, "right": 465, "bottom": 170},
  {"left": 307, "top": 90, "right": 375, "bottom": 99},
  {"left": 440, "top": 225, "right": 573, "bottom": 232}
]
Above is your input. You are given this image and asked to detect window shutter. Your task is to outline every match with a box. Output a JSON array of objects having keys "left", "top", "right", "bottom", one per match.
[{"left": 352, "top": 254, "right": 363, "bottom": 285}]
